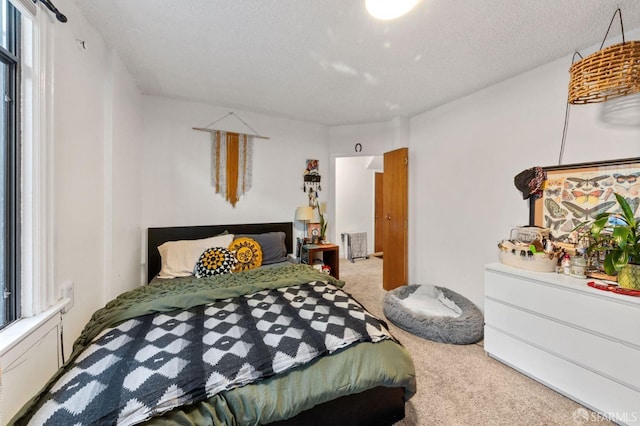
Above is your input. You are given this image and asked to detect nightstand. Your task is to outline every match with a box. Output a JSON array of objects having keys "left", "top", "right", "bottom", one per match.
[{"left": 300, "top": 244, "right": 339, "bottom": 279}]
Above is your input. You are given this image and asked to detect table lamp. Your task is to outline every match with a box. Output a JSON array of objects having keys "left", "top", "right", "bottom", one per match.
[{"left": 295, "top": 206, "right": 314, "bottom": 238}]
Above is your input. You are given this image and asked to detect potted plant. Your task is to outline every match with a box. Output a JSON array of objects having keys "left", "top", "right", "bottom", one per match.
[
  {"left": 589, "top": 193, "right": 640, "bottom": 289},
  {"left": 316, "top": 201, "right": 328, "bottom": 243}
]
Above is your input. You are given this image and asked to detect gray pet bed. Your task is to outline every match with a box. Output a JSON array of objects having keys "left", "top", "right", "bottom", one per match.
[{"left": 383, "top": 285, "right": 484, "bottom": 345}]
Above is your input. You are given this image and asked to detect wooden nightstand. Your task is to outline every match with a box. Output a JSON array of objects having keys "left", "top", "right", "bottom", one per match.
[{"left": 300, "top": 244, "right": 339, "bottom": 279}]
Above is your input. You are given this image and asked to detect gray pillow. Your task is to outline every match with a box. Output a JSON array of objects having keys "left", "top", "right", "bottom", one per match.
[{"left": 236, "top": 232, "right": 288, "bottom": 265}]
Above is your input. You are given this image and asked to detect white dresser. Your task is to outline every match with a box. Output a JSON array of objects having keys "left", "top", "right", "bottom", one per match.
[{"left": 484, "top": 262, "right": 640, "bottom": 425}]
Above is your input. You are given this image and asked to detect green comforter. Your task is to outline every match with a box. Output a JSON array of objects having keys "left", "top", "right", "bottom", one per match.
[{"left": 11, "top": 264, "right": 416, "bottom": 425}]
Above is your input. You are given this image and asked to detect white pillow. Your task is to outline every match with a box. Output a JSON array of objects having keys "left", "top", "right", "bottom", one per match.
[
  {"left": 398, "top": 285, "right": 462, "bottom": 318},
  {"left": 157, "top": 234, "right": 234, "bottom": 279}
]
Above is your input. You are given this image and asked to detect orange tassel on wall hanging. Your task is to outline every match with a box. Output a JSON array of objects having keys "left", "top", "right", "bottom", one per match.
[{"left": 211, "top": 131, "right": 252, "bottom": 207}]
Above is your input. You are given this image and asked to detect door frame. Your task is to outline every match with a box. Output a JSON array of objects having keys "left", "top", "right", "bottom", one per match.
[{"left": 331, "top": 152, "right": 409, "bottom": 283}]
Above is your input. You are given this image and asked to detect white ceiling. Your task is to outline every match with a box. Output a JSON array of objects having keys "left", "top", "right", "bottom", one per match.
[{"left": 73, "top": 0, "right": 640, "bottom": 126}]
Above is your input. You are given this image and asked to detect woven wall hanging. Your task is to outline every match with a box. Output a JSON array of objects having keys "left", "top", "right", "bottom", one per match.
[{"left": 194, "top": 112, "right": 268, "bottom": 207}]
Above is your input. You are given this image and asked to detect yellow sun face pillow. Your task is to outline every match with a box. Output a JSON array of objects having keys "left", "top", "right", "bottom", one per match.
[{"left": 229, "top": 237, "right": 263, "bottom": 272}]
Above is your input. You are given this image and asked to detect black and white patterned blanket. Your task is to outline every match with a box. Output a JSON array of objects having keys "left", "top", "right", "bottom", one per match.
[{"left": 28, "top": 282, "right": 392, "bottom": 425}]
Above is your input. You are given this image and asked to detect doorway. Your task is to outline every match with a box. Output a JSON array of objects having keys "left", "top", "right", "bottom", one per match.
[
  {"left": 334, "top": 149, "right": 408, "bottom": 290},
  {"left": 334, "top": 156, "right": 377, "bottom": 259}
]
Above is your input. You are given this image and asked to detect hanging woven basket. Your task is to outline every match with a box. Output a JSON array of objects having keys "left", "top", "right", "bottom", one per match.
[{"left": 568, "top": 40, "right": 640, "bottom": 104}]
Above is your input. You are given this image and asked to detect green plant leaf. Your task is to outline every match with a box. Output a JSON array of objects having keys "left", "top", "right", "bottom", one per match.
[
  {"left": 612, "top": 226, "right": 631, "bottom": 249},
  {"left": 590, "top": 216, "right": 608, "bottom": 237},
  {"left": 615, "top": 193, "right": 635, "bottom": 225},
  {"left": 594, "top": 212, "right": 612, "bottom": 220},
  {"left": 604, "top": 255, "right": 616, "bottom": 275},
  {"left": 611, "top": 249, "right": 630, "bottom": 272}
]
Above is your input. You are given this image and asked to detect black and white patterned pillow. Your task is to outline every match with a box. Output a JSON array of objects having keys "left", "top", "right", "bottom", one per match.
[{"left": 194, "top": 247, "right": 237, "bottom": 278}]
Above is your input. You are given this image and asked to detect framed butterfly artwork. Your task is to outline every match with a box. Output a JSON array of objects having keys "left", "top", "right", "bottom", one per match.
[{"left": 530, "top": 157, "right": 640, "bottom": 242}]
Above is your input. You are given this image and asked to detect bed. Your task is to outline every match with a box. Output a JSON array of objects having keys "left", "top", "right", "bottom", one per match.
[{"left": 11, "top": 222, "right": 416, "bottom": 425}]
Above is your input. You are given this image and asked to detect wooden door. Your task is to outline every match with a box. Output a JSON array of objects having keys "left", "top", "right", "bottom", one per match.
[
  {"left": 374, "top": 172, "right": 384, "bottom": 253},
  {"left": 382, "top": 148, "right": 408, "bottom": 291}
]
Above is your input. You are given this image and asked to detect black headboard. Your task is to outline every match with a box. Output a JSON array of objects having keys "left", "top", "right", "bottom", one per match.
[{"left": 147, "top": 222, "right": 294, "bottom": 283}]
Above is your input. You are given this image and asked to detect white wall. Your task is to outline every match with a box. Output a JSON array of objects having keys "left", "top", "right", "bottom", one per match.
[
  {"left": 329, "top": 121, "right": 396, "bottom": 156},
  {"left": 53, "top": 0, "right": 107, "bottom": 351},
  {"left": 409, "top": 29, "right": 640, "bottom": 309},
  {"left": 109, "top": 52, "right": 145, "bottom": 297},
  {"left": 335, "top": 156, "right": 376, "bottom": 257},
  {"left": 141, "top": 96, "right": 329, "bottom": 271},
  {"left": 52, "top": 0, "right": 144, "bottom": 355}
]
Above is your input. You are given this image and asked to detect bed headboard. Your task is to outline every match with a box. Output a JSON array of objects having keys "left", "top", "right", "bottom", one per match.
[{"left": 147, "top": 222, "right": 294, "bottom": 283}]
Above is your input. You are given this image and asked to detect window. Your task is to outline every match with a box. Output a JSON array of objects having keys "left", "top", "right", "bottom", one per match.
[{"left": 0, "top": 0, "right": 20, "bottom": 329}]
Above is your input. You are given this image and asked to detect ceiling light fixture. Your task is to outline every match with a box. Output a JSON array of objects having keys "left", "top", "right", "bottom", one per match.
[{"left": 365, "top": 0, "right": 421, "bottom": 20}]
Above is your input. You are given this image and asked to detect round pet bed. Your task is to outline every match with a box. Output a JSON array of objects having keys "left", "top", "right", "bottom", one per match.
[{"left": 383, "top": 285, "right": 484, "bottom": 345}]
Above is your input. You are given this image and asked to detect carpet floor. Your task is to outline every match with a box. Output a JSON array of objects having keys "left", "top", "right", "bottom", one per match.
[{"left": 339, "top": 257, "right": 611, "bottom": 426}]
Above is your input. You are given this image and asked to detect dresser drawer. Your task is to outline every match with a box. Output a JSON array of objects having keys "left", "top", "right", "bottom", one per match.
[
  {"left": 485, "top": 269, "right": 640, "bottom": 347},
  {"left": 485, "top": 328, "right": 640, "bottom": 425},
  {"left": 485, "top": 298, "right": 640, "bottom": 391}
]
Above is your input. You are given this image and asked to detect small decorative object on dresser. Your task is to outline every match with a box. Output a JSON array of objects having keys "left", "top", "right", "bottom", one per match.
[{"left": 497, "top": 226, "right": 559, "bottom": 272}]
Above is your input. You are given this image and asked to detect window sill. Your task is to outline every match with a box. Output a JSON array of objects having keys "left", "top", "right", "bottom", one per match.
[{"left": 0, "top": 298, "right": 70, "bottom": 357}]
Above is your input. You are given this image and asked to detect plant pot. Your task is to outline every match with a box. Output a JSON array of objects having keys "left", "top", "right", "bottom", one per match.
[{"left": 618, "top": 264, "right": 640, "bottom": 290}]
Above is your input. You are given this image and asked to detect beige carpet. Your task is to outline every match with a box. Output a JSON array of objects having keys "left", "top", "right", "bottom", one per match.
[{"left": 339, "top": 257, "right": 610, "bottom": 426}]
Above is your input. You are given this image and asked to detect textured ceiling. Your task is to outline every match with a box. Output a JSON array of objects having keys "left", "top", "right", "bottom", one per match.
[{"left": 73, "top": 0, "right": 640, "bottom": 126}]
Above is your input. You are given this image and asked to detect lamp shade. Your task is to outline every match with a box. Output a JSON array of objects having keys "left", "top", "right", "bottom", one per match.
[{"left": 295, "top": 206, "right": 314, "bottom": 221}]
